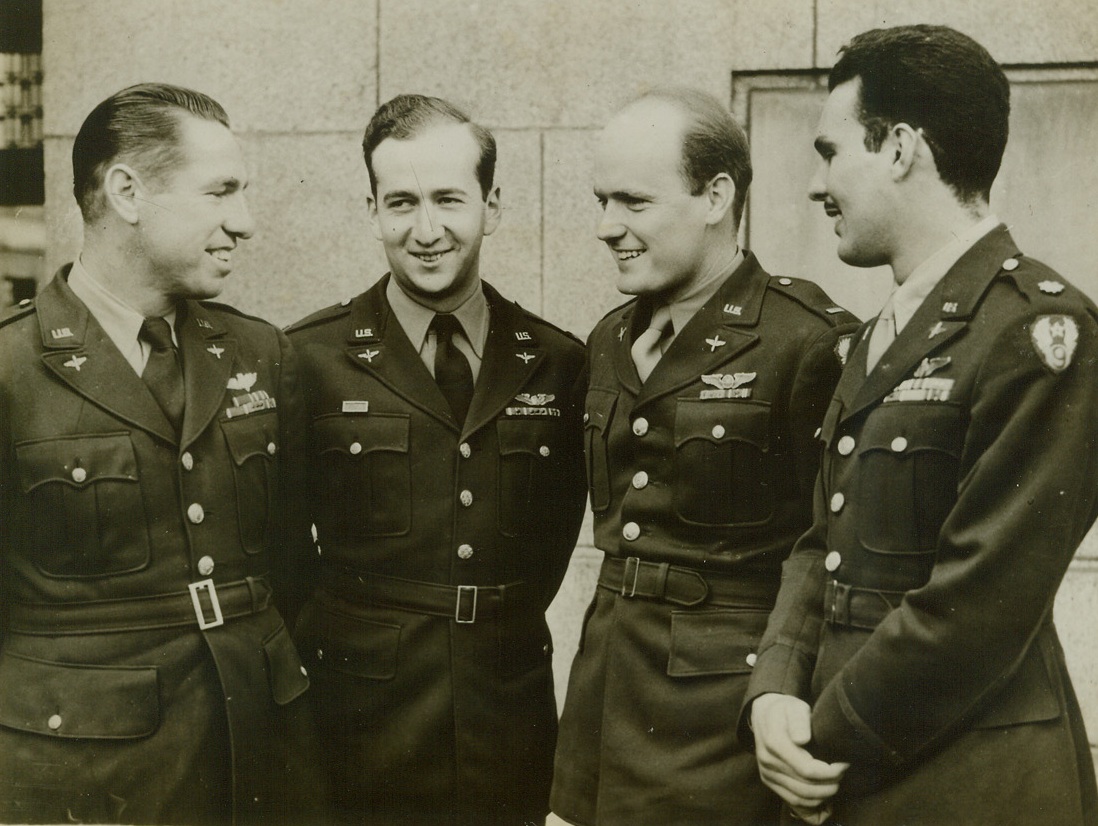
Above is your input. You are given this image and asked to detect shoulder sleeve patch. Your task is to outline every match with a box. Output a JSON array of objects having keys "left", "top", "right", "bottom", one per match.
[{"left": 1031, "top": 314, "right": 1078, "bottom": 373}]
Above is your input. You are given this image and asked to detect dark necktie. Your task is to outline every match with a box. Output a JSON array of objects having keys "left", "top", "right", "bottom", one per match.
[
  {"left": 430, "top": 313, "right": 474, "bottom": 424},
  {"left": 140, "top": 317, "right": 185, "bottom": 433}
]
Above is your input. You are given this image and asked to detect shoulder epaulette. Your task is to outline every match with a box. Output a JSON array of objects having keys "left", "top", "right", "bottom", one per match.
[
  {"left": 284, "top": 300, "right": 355, "bottom": 334},
  {"left": 999, "top": 254, "right": 1087, "bottom": 304},
  {"left": 767, "top": 276, "right": 858, "bottom": 326},
  {"left": 198, "top": 300, "right": 276, "bottom": 327},
  {"left": 0, "top": 299, "right": 36, "bottom": 331}
]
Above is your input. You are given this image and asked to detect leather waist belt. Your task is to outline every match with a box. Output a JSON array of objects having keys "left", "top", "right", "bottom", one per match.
[
  {"left": 320, "top": 567, "right": 526, "bottom": 624},
  {"left": 824, "top": 580, "right": 905, "bottom": 630},
  {"left": 598, "top": 556, "right": 779, "bottom": 608},
  {"left": 8, "top": 576, "right": 273, "bottom": 635}
]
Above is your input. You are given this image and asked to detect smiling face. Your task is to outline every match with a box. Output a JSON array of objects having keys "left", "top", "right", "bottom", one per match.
[
  {"left": 593, "top": 99, "right": 713, "bottom": 301},
  {"left": 367, "top": 121, "right": 501, "bottom": 311},
  {"left": 133, "top": 114, "right": 255, "bottom": 301},
  {"left": 808, "top": 78, "right": 898, "bottom": 269}
]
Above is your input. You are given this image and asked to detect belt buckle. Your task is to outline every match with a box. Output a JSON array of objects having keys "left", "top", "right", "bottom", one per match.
[
  {"left": 189, "top": 579, "right": 225, "bottom": 630},
  {"left": 621, "top": 557, "right": 641, "bottom": 598},
  {"left": 455, "top": 585, "right": 478, "bottom": 624}
]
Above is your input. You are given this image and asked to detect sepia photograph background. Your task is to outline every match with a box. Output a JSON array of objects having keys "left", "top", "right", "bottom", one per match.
[{"left": 2, "top": 0, "right": 1096, "bottom": 776}]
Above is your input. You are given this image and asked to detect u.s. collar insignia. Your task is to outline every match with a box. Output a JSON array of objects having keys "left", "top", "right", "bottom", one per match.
[
  {"left": 354, "top": 328, "right": 374, "bottom": 339},
  {"left": 942, "top": 301, "right": 959, "bottom": 313},
  {"left": 1038, "top": 281, "right": 1065, "bottom": 295},
  {"left": 914, "top": 356, "right": 951, "bottom": 378},
  {"left": 834, "top": 334, "right": 853, "bottom": 366},
  {"left": 516, "top": 393, "right": 555, "bottom": 405},
  {"left": 207, "top": 345, "right": 224, "bottom": 359},
  {"left": 515, "top": 331, "right": 533, "bottom": 341},
  {"left": 700, "top": 372, "right": 755, "bottom": 399},
  {"left": 723, "top": 303, "right": 743, "bottom": 316},
  {"left": 63, "top": 354, "right": 87, "bottom": 371},
  {"left": 1031, "top": 315, "right": 1078, "bottom": 374},
  {"left": 227, "top": 372, "right": 257, "bottom": 392},
  {"left": 705, "top": 334, "right": 727, "bottom": 352},
  {"left": 51, "top": 327, "right": 73, "bottom": 339}
]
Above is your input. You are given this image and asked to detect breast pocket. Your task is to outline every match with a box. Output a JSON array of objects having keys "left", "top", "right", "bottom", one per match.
[
  {"left": 584, "top": 388, "right": 617, "bottom": 512},
  {"left": 856, "top": 403, "right": 962, "bottom": 555},
  {"left": 672, "top": 399, "right": 773, "bottom": 527},
  {"left": 221, "top": 413, "right": 278, "bottom": 555},
  {"left": 313, "top": 413, "right": 411, "bottom": 538},
  {"left": 14, "top": 433, "right": 150, "bottom": 578},
  {"left": 497, "top": 419, "right": 564, "bottom": 537}
]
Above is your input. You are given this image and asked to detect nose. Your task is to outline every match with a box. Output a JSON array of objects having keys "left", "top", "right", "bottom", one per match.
[
  {"left": 412, "top": 203, "right": 444, "bottom": 244},
  {"left": 808, "top": 160, "right": 828, "bottom": 203},
  {"left": 596, "top": 203, "right": 625, "bottom": 243},
  {"left": 226, "top": 191, "right": 256, "bottom": 240}
]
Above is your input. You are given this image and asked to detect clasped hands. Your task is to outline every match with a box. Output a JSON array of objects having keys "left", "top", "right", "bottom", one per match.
[{"left": 751, "top": 693, "right": 849, "bottom": 825}]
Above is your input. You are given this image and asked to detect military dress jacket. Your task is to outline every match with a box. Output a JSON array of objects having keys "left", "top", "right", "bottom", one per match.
[
  {"left": 743, "top": 227, "right": 1098, "bottom": 825},
  {"left": 286, "top": 275, "right": 587, "bottom": 826},
  {"left": 551, "top": 253, "right": 858, "bottom": 826},
  {"left": 0, "top": 267, "right": 324, "bottom": 825}
]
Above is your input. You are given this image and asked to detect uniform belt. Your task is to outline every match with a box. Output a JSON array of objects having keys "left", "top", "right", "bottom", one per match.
[
  {"left": 320, "top": 567, "right": 524, "bottom": 624},
  {"left": 7, "top": 576, "right": 273, "bottom": 635},
  {"left": 824, "top": 580, "right": 905, "bottom": 630},
  {"left": 598, "top": 556, "right": 779, "bottom": 608}
]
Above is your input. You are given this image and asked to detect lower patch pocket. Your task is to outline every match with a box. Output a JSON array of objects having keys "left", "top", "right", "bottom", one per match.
[
  {"left": 264, "top": 623, "right": 310, "bottom": 705},
  {"left": 667, "top": 609, "right": 770, "bottom": 677},
  {"left": 0, "top": 652, "right": 159, "bottom": 739}
]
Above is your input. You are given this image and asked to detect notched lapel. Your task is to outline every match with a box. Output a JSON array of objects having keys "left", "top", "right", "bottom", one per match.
[{"left": 180, "top": 304, "right": 236, "bottom": 447}]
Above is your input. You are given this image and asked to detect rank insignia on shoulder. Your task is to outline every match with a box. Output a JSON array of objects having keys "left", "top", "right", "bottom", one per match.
[
  {"left": 1031, "top": 314, "right": 1078, "bottom": 373},
  {"left": 914, "top": 356, "right": 951, "bottom": 378},
  {"left": 835, "top": 334, "right": 853, "bottom": 366},
  {"left": 1038, "top": 281, "right": 1065, "bottom": 295},
  {"left": 700, "top": 372, "right": 755, "bottom": 399}
]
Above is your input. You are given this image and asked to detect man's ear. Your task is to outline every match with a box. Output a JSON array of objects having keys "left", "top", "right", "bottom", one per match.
[
  {"left": 367, "top": 193, "right": 383, "bottom": 242},
  {"left": 482, "top": 185, "right": 502, "bottom": 236},
  {"left": 704, "top": 173, "right": 736, "bottom": 226},
  {"left": 888, "top": 123, "right": 920, "bottom": 181},
  {"left": 104, "top": 163, "right": 142, "bottom": 224}
]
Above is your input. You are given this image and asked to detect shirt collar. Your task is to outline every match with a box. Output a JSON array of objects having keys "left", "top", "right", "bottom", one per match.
[
  {"left": 666, "top": 248, "right": 744, "bottom": 339},
  {"left": 385, "top": 276, "right": 490, "bottom": 356},
  {"left": 892, "top": 215, "right": 999, "bottom": 333}
]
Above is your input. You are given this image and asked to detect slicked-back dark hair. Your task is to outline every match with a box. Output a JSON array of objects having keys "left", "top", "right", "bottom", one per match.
[
  {"left": 631, "top": 87, "right": 753, "bottom": 229},
  {"left": 830, "top": 24, "right": 1010, "bottom": 203},
  {"left": 361, "top": 94, "right": 497, "bottom": 200},
  {"left": 72, "top": 82, "right": 230, "bottom": 222}
]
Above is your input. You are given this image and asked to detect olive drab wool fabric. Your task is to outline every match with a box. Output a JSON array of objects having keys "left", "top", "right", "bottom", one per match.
[
  {"left": 0, "top": 267, "right": 325, "bottom": 824},
  {"left": 743, "top": 226, "right": 1098, "bottom": 825}
]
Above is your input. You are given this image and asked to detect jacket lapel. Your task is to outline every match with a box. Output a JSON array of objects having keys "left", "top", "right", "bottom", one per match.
[
  {"left": 462, "top": 283, "right": 545, "bottom": 437},
  {"left": 841, "top": 224, "right": 1020, "bottom": 423},
  {"left": 343, "top": 276, "right": 457, "bottom": 428},
  {"left": 179, "top": 302, "right": 237, "bottom": 449},
  {"left": 634, "top": 254, "right": 767, "bottom": 408},
  {"left": 37, "top": 271, "right": 178, "bottom": 444}
]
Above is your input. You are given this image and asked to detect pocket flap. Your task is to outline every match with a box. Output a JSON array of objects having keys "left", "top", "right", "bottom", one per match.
[
  {"left": 313, "top": 412, "right": 410, "bottom": 457},
  {"left": 15, "top": 432, "right": 138, "bottom": 493},
  {"left": 498, "top": 418, "right": 557, "bottom": 457},
  {"left": 674, "top": 399, "right": 771, "bottom": 449},
  {"left": 221, "top": 413, "right": 278, "bottom": 466},
  {"left": 859, "top": 402, "right": 962, "bottom": 456},
  {"left": 263, "top": 623, "right": 310, "bottom": 705},
  {"left": 0, "top": 652, "right": 159, "bottom": 738},
  {"left": 307, "top": 606, "right": 401, "bottom": 681},
  {"left": 667, "top": 609, "right": 770, "bottom": 677}
]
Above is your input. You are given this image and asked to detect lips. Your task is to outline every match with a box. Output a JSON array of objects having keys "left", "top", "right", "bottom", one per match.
[
  {"left": 411, "top": 250, "right": 451, "bottom": 264},
  {"left": 207, "top": 248, "right": 233, "bottom": 264},
  {"left": 614, "top": 249, "right": 645, "bottom": 261}
]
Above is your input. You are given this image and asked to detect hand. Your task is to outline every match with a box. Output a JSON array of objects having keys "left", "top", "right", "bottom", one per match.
[{"left": 751, "top": 693, "right": 848, "bottom": 811}]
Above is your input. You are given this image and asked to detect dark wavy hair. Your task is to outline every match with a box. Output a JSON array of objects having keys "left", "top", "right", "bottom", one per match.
[
  {"left": 830, "top": 24, "right": 1010, "bottom": 203},
  {"left": 72, "top": 83, "right": 230, "bottom": 221},
  {"left": 361, "top": 94, "right": 496, "bottom": 200}
]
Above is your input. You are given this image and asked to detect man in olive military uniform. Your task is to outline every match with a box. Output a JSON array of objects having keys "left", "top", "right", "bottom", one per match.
[
  {"left": 286, "top": 94, "right": 586, "bottom": 825},
  {"left": 745, "top": 26, "right": 1098, "bottom": 825},
  {"left": 0, "top": 84, "right": 323, "bottom": 824},
  {"left": 549, "top": 88, "right": 857, "bottom": 825}
]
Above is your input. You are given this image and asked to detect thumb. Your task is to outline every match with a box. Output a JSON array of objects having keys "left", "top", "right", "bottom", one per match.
[{"left": 786, "top": 704, "right": 813, "bottom": 746}]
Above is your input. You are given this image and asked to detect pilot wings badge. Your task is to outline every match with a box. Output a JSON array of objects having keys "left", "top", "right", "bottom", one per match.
[
  {"left": 700, "top": 372, "right": 756, "bottom": 399},
  {"left": 227, "top": 372, "right": 257, "bottom": 392},
  {"left": 507, "top": 392, "right": 560, "bottom": 417},
  {"left": 1031, "top": 315, "right": 1078, "bottom": 374}
]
